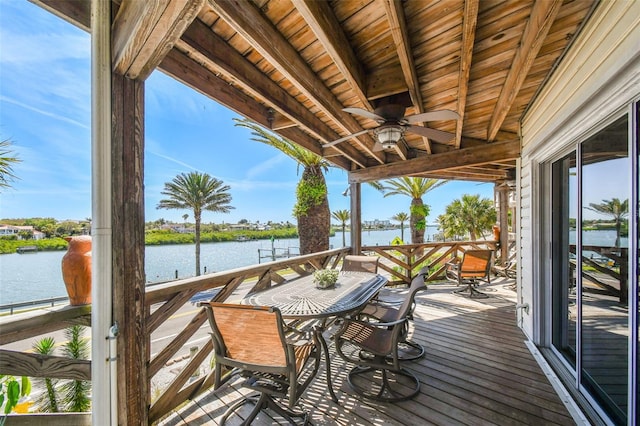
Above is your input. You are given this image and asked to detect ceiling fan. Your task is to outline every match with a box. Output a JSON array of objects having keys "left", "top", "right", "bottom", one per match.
[{"left": 324, "top": 104, "right": 459, "bottom": 151}]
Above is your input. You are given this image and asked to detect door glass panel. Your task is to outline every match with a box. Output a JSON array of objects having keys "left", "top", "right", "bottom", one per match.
[
  {"left": 552, "top": 152, "right": 577, "bottom": 366},
  {"left": 580, "top": 115, "right": 629, "bottom": 424}
]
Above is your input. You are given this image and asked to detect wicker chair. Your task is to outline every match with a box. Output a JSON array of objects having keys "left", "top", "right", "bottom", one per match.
[
  {"left": 334, "top": 269, "right": 428, "bottom": 402},
  {"left": 341, "top": 254, "right": 379, "bottom": 273},
  {"left": 445, "top": 249, "right": 493, "bottom": 297},
  {"left": 201, "top": 302, "right": 321, "bottom": 425}
]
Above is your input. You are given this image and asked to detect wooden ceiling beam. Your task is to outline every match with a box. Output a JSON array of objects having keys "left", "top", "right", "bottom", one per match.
[
  {"left": 208, "top": 0, "right": 386, "bottom": 164},
  {"left": 159, "top": 49, "right": 353, "bottom": 170},
  {"left": 30, "top": 0, "right": 91, "bottom": 31},
  {"left": 348, "top": 140, "right": 520, "bottom": 183},
  {"left": 405, "top": 168, "right": 514, "bottom": 183},
  {"left": 412, "top": 169, "right": 511, "bottom": 181},
  {"left": 383, "top": 0, "right": 422, "bottom": 110},
  {"left": 178, "top": 19, "right": 369, "bottom": 168},
  {"left": 292, "top": 0, "right": 371, "bottom": 109},
  {"left": 366, "top": 64, "right": 408, "bottom": 100},
  {"left": 112, "top": 0, "right": 204, "bottom": 80},
  {"left": 383, "top": 0, "right": 432, "bottom": 154},
  {"left": 269, "top": 113, "right": 297, "bottom": 131},
  {"left": 487, "top": 0, "right": 562, "bottom": 141},
  {"left": 455, "top": 0, "right": 479, "bottom": 149}
]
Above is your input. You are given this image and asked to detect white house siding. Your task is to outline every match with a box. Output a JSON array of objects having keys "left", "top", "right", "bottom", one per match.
[
  {"left": 517, "top": 159, "right": 533, "bottom": 338},
  {"left": 519, "top": 0, "right": 640, "bottom": 344}
]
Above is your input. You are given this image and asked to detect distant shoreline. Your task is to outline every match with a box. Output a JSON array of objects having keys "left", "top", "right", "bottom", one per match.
[{"left": 1, "top": 227, "right": 359, "bottom": 255}]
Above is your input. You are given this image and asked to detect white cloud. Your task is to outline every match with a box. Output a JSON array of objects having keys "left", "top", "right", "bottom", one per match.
[{"left": 1, "top": 96, "right": 89, "bottom": 129}]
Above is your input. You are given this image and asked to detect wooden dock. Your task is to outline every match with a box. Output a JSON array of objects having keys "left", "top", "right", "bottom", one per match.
[
  {"left": 16, "top": 245, "right": 38, "bottom": 253},
  {"left": 157, "top": 278, "right": 575, "bottom": 425}
]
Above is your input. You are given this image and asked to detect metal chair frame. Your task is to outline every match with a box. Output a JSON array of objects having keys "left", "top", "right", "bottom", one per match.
[
  {"left": 201, "top": 302, "right": 321, "bottom": 425},
  {"left": 334, "top": 270, "right": 428, "bottom": 402}
]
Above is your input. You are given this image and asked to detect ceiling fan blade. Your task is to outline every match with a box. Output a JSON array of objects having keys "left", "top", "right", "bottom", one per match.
[
  {"left": 403, "top": 110, "right": 460, "bottom": 124},
  {"left": 407, "top": 126, "right": 456, "bottom": 143},
  {"left": 343, "top": 107, "right": 386, "bottom": 123},
  {"left": 323, "top": 129, "right": 370, "bottom": 147}
]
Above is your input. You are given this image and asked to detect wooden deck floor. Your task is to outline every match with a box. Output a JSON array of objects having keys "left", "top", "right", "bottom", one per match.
[{"left": 157, "top": 278, "right": 576, "bottom": 426}]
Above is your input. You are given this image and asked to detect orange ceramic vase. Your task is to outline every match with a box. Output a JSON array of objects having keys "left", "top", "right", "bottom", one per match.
[{"left": 61, "top": 236, "right": 92, "bottom": 305}]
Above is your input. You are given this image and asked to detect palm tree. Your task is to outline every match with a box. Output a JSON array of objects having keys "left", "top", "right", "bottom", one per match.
[
  {"left": 391, "top": 212, "right": 410, "bottom": 243},
  {"left": 235, "top": 118, "right": 334, "bottom": 254},
  {"left": 332, "top": 209, "right": 350, "bottom": 247},
  {"left": 377, "top": 177, "right": 448, "bottom": 244},
  {"left": 438, "top": 194, "right": 497, "bottom": 240},
  {"left": 0, "top": 139, "right": 21, "bottom": 191},
  {"left": 59, "top": 325, "right": 91, "bottom": 412},
  {"left": 32, "top": 337, "right": 59, "bottom": 412},
  {"left": 586, "top": 198, "right": 628, "bottom": 248},
  {"left": 158, "top": 171, "right": 234, "bottom": 276}
]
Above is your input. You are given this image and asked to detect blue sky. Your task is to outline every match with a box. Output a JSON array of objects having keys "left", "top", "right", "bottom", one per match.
[{"left": 0, "top": 0, "right": 494, "bottom": 226}]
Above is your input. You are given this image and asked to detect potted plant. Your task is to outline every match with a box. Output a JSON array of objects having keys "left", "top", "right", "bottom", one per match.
[{"left": 313, "top": 269, "right": 339, "bottom": 289}]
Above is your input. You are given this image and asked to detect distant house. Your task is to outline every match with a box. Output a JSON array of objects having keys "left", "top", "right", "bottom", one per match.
[
  {"left": 363, "top": 219, "right": 392, "bottom": 229},
  {"left": 0, "top": 225, "right": 44, "bottom": 240}
]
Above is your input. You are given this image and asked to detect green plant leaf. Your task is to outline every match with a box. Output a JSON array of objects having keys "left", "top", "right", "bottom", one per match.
[
  {"left": 20, "top": 377, "right": 30, "bottom": 397},
  {"left": 5, "top": 380, "right": 19, "bottom": 414}
]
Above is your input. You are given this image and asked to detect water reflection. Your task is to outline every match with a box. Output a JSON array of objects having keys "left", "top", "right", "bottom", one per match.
[{"left": 580, "top": 115, "right": 629, "bottom": 424}]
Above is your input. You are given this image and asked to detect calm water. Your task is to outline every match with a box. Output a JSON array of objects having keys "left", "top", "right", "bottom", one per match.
[
  {"left": 2, "top": 228, "right": 625, "bottom": 305},
  {"left": 0, "top": 228, "right": 423, "bottom": 305}
]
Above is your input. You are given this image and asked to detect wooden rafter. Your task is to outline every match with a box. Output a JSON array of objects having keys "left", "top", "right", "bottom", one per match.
[
  {"left": 348, "top": 140, "right": 520, "bottom": 183},
  {"left": 455, "top": 0, "right": 479, "bottom": 149},
  {"left": 30, "top": 0, "right": 597, "bottom": 186},
  {"left": 208, "top": 0, "right": 386, "bottom": 164},
  {"left": 382, "top": 0, "right": 421, "bottom": 110},
  {"left": 159, "top": 49, "right": 356, "bottom": 170},
  {"left": 383, "top": 0, "right": 432, "bottom": 154},
  {"left": 178, "top": 19, "right": 369, "bottom": 167},
  {"left": 292, "top": 0, "right": 371, "bottom": 109},
  {"left": 487, "top": 0, "right": 562, "bottom": 141},
  {"left": 112, "top": 0, "right": 204, "bottom": 80}
]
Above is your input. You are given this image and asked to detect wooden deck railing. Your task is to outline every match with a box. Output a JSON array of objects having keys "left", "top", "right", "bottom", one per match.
[
  {"left": 0, "top": 241, "right": 506, "bottom": 424},
  {"left": 362, "top": 240, "right": 498, "bottom": 286},
  {"left": 0, "top": 305, "right": 92, "bottom": 425}
]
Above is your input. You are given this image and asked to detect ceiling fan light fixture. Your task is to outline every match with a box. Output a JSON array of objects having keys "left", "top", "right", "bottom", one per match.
[{"left": 375, "top": 125, "right": 404, "bottom": 149}]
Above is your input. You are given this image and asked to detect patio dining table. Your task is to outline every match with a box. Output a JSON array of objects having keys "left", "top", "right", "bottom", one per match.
[{"left": 243, "top": 270, "right": 388, "bottom": 402}]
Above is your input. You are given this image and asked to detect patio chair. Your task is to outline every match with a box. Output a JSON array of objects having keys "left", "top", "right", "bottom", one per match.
[
  {"left": 356, "top": 267, "right": 429, "bottom": 361},
  {"left": 445, "top": 249, "right": 493, "bottom": 297},
  {"left": 341, "top": 254, "right": 379, "bottom": 273},
  {"left": 493, "top": 260, "right": 517, "bottom": 279},
  {"left": 201, "top": 302, "right": 321, "bottom": 425},
  {"left": 334, "top": 269, "right": 428, "bottom": 402}
]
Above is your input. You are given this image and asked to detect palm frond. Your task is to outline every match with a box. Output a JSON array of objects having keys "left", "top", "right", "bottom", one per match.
[{"left": 234, "top": 118, "right": 332, "bottom": 170}]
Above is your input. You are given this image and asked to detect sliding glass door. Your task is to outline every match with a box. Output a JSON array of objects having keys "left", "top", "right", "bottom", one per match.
[
  {"left": 551, "top": 151, "right": 577, "bottom": 367},
  {"left": 580, "top": 115, "right": 629, "bottom": 424},
  {"left": 550, "top": 111, "right": 634, "bottom": 425}
]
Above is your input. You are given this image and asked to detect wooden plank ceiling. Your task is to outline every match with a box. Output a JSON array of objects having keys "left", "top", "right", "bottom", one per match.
[{"left": 35, "top": 0, "right": 596, "bottom": 183}]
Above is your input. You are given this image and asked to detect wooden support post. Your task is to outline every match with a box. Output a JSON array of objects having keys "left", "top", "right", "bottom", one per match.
[
  {"left": 349, "top": 181, "right": 361, "bottom": 254},
  {"left": 112, "top": 74, "right": 147, "bottom": 425},
  {"left": 497, "top": 181, "right": 510, "bottom": 264}
]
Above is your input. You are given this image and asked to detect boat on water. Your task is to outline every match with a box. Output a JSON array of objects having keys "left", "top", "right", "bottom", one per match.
[
  {"left": 16, "top": 245, "right": 38, "bottom": 254},
  {"left": 235, "top": 235, "right": 250, "bottom": 242}
]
